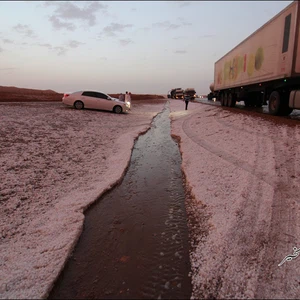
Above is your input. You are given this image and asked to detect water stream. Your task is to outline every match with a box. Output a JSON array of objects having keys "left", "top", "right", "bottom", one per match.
[{"left": 49, "top": 102, "right": 192, "bottom": 299}]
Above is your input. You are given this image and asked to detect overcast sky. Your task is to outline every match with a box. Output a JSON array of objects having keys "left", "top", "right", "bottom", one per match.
[{"left": 0, "top": 1, "right": 293, "bottom": 94}]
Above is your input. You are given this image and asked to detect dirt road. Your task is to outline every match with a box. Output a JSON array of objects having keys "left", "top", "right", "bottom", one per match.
[
  {"left": 169, "top": 101, "right": 300, "bottom": 299},
  {"left": 1, "top": 99, "right": 299, "bottom": 299}
]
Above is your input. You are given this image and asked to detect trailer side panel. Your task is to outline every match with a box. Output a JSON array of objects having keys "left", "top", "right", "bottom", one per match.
[
  {"left": 214, "top": 2, "right": 298, "bottom": 91},
  {"left": 294, "top": 2, "right": 300, "bottom": 74}
]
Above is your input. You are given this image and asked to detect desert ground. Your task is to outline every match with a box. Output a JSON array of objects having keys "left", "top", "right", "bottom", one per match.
[{"left": 0, "top": 88, "right": 300, "bottom": 299}]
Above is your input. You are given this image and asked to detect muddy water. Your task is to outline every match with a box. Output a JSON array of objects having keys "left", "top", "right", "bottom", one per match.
[{"left": 48, "top": 103, "right": 192, "bottom": 299}]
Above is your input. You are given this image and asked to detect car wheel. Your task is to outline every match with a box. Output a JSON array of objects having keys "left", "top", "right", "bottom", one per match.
[
  {"left": 113, "top": 105, "right": 122, "bottom": 114},
  {"left": 74, "top": 101, "right": 84, "bottom": 110}
]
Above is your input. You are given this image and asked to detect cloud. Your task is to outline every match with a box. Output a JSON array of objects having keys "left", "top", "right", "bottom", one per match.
[
  {"left": 198, "top": 34, "right": 216, "bottom": 39},
  {"left": 102, "top": 23, "right": 133, "bottom": 37},
  {"left": 119, "top": 39, "right": 133, "bottom": 46},
  {"left": 174, "top": 50, "right": 187, "bottom": 54},
  {"left": 2, "top": 38, "right": 14, "bottom": 44},
  {"left": 52, "top": 46, "right": 67, "bottom": 56},
  {"left": 38, "top": 43, "right": 52, "bottom": 48},
  {"left": 35, "top": 40, "right": 84, "bottom": 56},
  {"left": 180, "top": 21, "right": 192, "bottom": 26},
  {"left": 173, "top": 36, "right": 186, "bottom": 40},
  {"left": 46, "top": 1, "right": 107, "bottom": 29},
  {"left": 0, "top": 47, "right": 3, "bottom": 53},
  {"left": 140, "top": 27, "right": 151, "bottom": 32},
  {"left": 48, "top": 15, "right": 75, "bottom": 31},
  {"left": 36, "top": 42, "right": 66, "bottom": 55},
  {"left": 176, "top": 17, "right": 192, "bottom": 26},
  {"left": 68, "top": 40, "right": 85, "bottom": 48},
  {"left": 12, "top": 24, "right": 37, "bottom": 38},
  {"left": 152, "top": 21, "right": 180, "bottom": 30}
]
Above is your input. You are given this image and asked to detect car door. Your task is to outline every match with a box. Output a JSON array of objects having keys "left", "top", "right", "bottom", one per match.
[
  {"left": 95, "top": 92, "right": 114, "bottom": 111},
  {"left": 81, "top": 91, "right": 97, "bottom": 108}
]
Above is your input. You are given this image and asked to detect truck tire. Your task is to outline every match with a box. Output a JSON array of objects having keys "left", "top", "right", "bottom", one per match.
[
  {"left": 228, "top": 93, "right": 236, "bottom": 107},
  {"left": 268, "top": 91, "right": 293, "bottom": 115},
  {"left": 268, "top": 91, "right": 281, "bottom": 115},
  {"left": 220, "top": 94, "right": 225, "bottom": 106},
  {"left": 224, "top": 93, "right": 228, "bottom": 106}
]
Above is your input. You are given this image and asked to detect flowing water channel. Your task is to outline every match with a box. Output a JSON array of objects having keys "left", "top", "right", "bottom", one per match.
[{"left": 49, "top": 103, "right": 192, "bottom": 299}]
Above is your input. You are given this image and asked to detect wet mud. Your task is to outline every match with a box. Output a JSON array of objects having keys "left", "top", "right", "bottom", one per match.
[{"left": 48, "top": 102, "right": 192, "bottom": 299}]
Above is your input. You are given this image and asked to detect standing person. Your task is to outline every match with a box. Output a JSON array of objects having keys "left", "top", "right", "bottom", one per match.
[
  {"left": 184, "top": 94, "right": 191, "bottom": 110},
  {"left": 119, "top": 93, "right": 125, "bottom": 102},
  {"left": 125, "top": 91, "right": 130, "bottom": 103}
]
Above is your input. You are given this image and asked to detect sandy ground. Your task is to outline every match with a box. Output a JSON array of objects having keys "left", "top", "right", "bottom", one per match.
[
  {"left": 0, "top": 100, "right": 166, "bottom": 299},
  {"left": 1, "top": 99, "right": 300, "bottom": 299},
  {"left": 169, "top": 101, "right": 300, "bottom": 299}
]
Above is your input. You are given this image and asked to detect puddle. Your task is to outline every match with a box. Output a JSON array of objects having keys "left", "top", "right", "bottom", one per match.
[{"left": 48, "top": 102, "right": 192, "bottom": 299}]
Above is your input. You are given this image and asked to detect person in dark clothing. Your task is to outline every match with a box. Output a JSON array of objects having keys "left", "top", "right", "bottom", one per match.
[{"left": 184, "top": 94, "right": 191, "bottom": 110}]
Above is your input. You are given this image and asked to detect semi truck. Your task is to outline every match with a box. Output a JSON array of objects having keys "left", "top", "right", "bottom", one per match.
[
  {"left": 168, "top": 88, "right": 184, "bottom": 99},
  {"left": 184, "top": 88, "right": 197, "bottom": 100},
  {"left": 210, "top": 0, "right": 300, "bottom": 115},
  {"left": 207, "top": 83, "right": 217, "bottom": 101}
]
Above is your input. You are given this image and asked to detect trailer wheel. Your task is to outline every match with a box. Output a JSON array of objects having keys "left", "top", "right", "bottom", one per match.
[
  {"left": 268, "top": 91, "right": 293, "bottom": 115},
  {"left": 224, "top": 93, "right": 228, "bottom": 106},
  {"left": 220, "top": 94, "right": 225, "bottom": 106},
  {"left": 268, "top": 91, "right": 281, "bottom": 115},
  {"left": 228, "top": 93, "right": 236, "bottom": 107}
]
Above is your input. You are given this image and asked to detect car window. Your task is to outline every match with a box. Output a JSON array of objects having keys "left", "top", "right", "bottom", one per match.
[
  {"left": 96, "top": 93, "right": 109, "bottom": 100},
  {"left": 82, "top": 91, "right": 97, "bottom": 97}
]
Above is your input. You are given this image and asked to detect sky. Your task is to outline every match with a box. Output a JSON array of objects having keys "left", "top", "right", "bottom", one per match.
[{"left": 0, "top": 1, "right": 293, "bottom": 94}]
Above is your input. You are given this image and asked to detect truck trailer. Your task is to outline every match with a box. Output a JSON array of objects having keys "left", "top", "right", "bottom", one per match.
[{"left": 211, "top": 0, "right": 300, "bottom": 115}]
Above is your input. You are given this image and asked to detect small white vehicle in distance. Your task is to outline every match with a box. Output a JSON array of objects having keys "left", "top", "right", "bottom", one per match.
[{"left": 62, "top": 91, "right": 131, "bottom": 114}]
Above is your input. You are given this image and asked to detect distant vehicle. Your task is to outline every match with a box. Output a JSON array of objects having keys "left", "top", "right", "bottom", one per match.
[
  {"left": 62, "top": 91, "right": 131, "bottom": 114},
  {"left": 174, "top": 88, "right": 184, "bottom": 99},
  {"left": 210, "top": 1, "right": 300, "bottom": 115},
  {"left": 169, "top": 88, "right": 184, "bottom": 99},
  {"left": 184, "top": 88, "right": 196, "bottom": 100},
  {"left": 207, "top": 83, "right": 217, "bottom": 101},
  {"left": 168, "top": 88, "right": 181, "bottom": 99}
]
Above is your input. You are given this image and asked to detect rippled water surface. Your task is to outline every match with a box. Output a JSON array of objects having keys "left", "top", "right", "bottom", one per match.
[{"left": 49, "top": 103, "right": 192, "bottom": 299}]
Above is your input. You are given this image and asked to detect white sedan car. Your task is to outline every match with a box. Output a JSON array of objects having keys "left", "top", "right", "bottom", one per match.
[{"left": 62, "top": 91, "right": 131, "bottom": 114}]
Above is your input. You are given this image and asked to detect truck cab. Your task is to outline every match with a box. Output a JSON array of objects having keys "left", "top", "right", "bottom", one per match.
[
  {"left": 170, "top": 88, "right": 184, "bottom": 99},
  {"left": 184, "top": 88, "right": 197, "bottom": 100}
]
